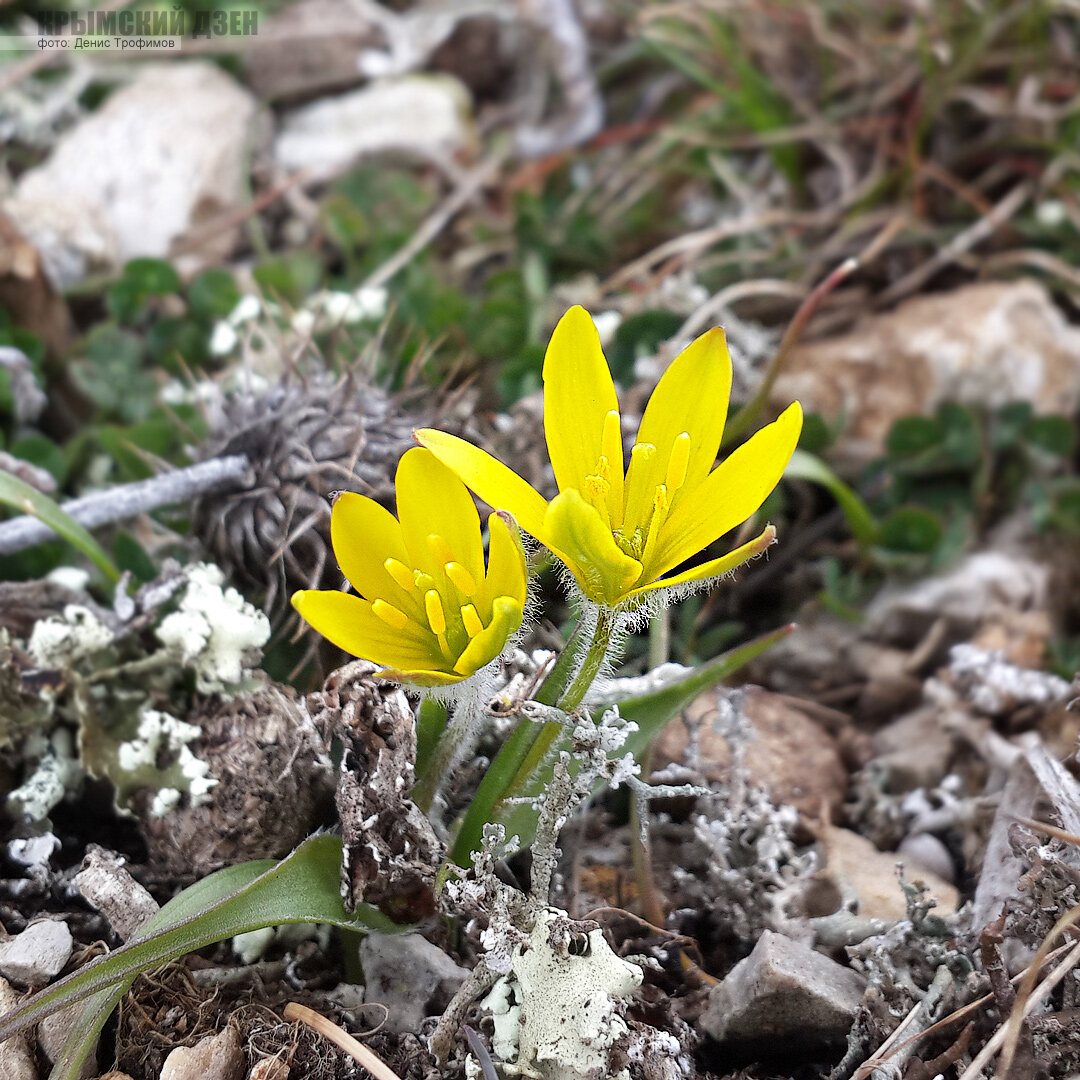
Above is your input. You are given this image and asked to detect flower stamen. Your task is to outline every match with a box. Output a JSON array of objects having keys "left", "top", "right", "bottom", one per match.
[
  {"left": 424, "top": 590, "right": 447, "bottom": 635},
  {"left": 384, "top": 558, "right": 415, "bottom": 591},
  {"left": 665, "top": 432, "right": 691, "bottom": 492},
  {"left": 427, "top": 533, "right": 455, "bottom": 566},
  {"left": 372, "top": 599, "right": 409, "bottom": 630},
  {"left": 445, "top": 561, "right": 477, "bottom": 595},
  {"left": 460, "top": 604, "right": 484, "bottom": 639}
]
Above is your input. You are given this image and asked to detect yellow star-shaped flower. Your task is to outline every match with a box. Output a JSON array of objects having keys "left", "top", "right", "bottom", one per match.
[
  {"left": 292, "top": 447, "right": 527, "bottom": 686},
  {"left": 416, "top": 306, "right": 802, "bottom": 608}
]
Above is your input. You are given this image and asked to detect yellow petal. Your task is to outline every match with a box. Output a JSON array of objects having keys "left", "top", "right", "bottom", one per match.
[
  {"left": 624, "top": 327, "right": 732, "bottom": 530},
  {"left": 543, "top": 488, "right": 643, "bottom": 605},
  {"left": 291, "top": 589, "right": 439, "bottom": 670},
  {"left": 626, "top": 525, "right": 775, "bottom": 601},
  {"left": 483, "top": 511, "right": 528, "bottom": 612},
  {"left": 542, "top": 306, "right": 621, "bottom": 496},
  {"left": 414, "top": 428, "right": 550, "bottom": 542},
  {"left": 453, "top": 595, "right": 524, "bottom": 676},
  {"left": 395, "top": 447, "right": 484, "bottom": 587},
  {"left": 330, "top": 492, "right": 418, "bottom": 615},
  {"left": 645, "top": 402, "right": 802, "bottom": 580},
  {"left": 375, "top": 666, "right": 465, "bottom": 687}
]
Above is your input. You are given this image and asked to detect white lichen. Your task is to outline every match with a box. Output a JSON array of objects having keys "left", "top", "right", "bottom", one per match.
[
  {"left": 482, "top": 908, "right": 643, "bottom": 1080},
  {"left": 155, "top": 562, "right": 270, "bottom": 694},
  {"left": 28, "top": 604, "right": 113, "bottom": 668},
  {"left": 116, "top": 708, "right": 217, "bottom": 814},
  {"left": 7, "top": 727, "right": 82, "bottom": 821}
]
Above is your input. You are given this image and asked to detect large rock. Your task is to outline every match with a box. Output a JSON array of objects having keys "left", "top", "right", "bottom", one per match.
[
  {"left": 159, "top": 1027, "right": 244, "bottom": 1080},
  {"left": 700, "top": 930, "right": 865, "bottom": 1050},
  {"left": 274, "top": 75, "right": 475, "bottom": 177},
  {"left": 771, "top": 281, "right": 1080, "bottom": 466},
  {"left": 654, "top": 687, "right": 848, "bottom": 822},
  {"left": 0, "top": 919, "right": 72, "bottom": 988},
  {"left": 8, "top": 63, "right": 262, "bottom": 285}
]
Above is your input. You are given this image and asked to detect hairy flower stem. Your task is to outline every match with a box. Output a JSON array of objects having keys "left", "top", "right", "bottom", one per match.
[{"left": 412, "top": 695, "right": 481, "bottom": 814}]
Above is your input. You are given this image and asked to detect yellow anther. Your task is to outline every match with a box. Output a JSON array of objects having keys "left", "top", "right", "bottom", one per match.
[
  {"left": 372, "top": 599, "right": 409, "bottom": 630},
  {"left": 427, "top": 533, "right": 455, "bottom": 566},
  {"left": 445, "top": 562, "right": 477, "bottom": 595},
  {"left": 584, "top": 474, "right": 612, "bottom": 527},
  {"left": 384, "top": 558, "right": 415, "bottom": 591},
  {"left": 665, "top": 432, "right": 691, "bottom": 491},
  {"left": 595, "top": 454, "right": 611, "bottom": 481},
  {"left": 602, "top": 410, "right": 622, "bottom": 471},
  {"left": 630, "top": 441, "right": 656, "bottom": 464},
  {"left": 644, "top": 484, "right": 670, "bottom": 558},
  {"left": 414, "top": 570, "right": 437, "bottom": 592},
  {"left": 460, "top": 604, "right": 484, "bottom": 639},
  {"left": 424, "top": 590, "right": 447, "bottom": 635}
]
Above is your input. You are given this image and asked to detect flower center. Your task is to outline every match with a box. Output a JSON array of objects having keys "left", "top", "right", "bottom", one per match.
[
  {"left": 612, "top": 431, "right": 691, "bottom": 561},
  {"left": 381, "top": 542, "right": 488, "bottom": 665}
]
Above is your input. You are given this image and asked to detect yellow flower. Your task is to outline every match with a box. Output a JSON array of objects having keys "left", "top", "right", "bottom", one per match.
[
  {"left": 416, "top": 306, "right": 802, "bottom": 608},
  {"left": 291, "top": 447, "right": 527, "bottom": 686}
]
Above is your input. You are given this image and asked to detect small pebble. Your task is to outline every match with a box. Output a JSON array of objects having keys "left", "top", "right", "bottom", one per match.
[
  {"left": 160, "top": 1026, "right": 245, "bottom": 1080},
  {"left": 248, "top": 1058, "right": 289, "bottom": 1080},
  {"left": 0, "top": 919, "right": 73, "bottom": 988}
]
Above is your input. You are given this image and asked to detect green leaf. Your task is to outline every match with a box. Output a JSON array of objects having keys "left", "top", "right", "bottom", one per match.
[
  {"left": 253, "top": 252, "right": 323, "bottom": 306},
  {"left": 886, "top": 415, "right": 942, "bottom": 458},
  {"left": 1026, "top": 414, "right": 1075, "bottom": 458},
  {"left": 785, "top": 448, "right": 878, "bottom": 549},
  {"left": 453, "top": 625, "right": 793, "bottom": 864},
  {"left": 877, "top": 505, "right": 943, "bottom": 554},
  {"left": 0, "top": 470, "right": 119, "bottom": 583},
  {"left": 607, "top": 311, "right": 682, "bottom": 385},
  {"left": 187, "top": 269, "right": 242, "bottom": 322},
  {"left": 0, "top": 835, "right": 400, "bottom": 1080}
]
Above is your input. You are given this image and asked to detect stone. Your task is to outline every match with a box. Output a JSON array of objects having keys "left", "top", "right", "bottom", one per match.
[
  {"left": 771, "top": 280, "right": 1080, "bottom": 467},
  {"left": 274, "top": 75, "right": 476, "bottom": 178},
  {"left": 871, "top": 705, "right": 956, "bottom": 792},
  {"left": 247, "top": 1060, "right": 289, "bottom": 1080},
  {"left": 37, "top": 1002, "right": 97, "bottom": 1077},
  {"left": 242, "top": 0, "right": 378, "bottom": 101},
  {"left": 866, "top": 549, "right": 1051, "bottom": 648},
  {"left": 360, "top": 932, "right": 468, "bottom": 1035},
  {"left": 159, "top": 1027, "right": 244, "bottom": 1080},
  {"left": 0, "top": 920, "right": 72, "bottom": 988},
  {"left": 653, "top": 687, "right": 848, "bottom": 821},
  {"left": 700, "top": 930, "right": 865, "bottom": 1049},
  {"left": 74, "top": 846, "right": 158, "bottom": 941},
  {"left": 819, "top": 826, "right": 959, "bottom": 921},
  {"left": 8, "top": 64, "right": 262, "bottom": 285},
  {"left": 0, "top": 975, "right": 37, "bottom": 1080}
]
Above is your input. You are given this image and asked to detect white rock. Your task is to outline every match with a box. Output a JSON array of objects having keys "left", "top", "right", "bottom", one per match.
[
  {"left": 160, "top": 1026, "right": 244, "bottom": 1080},
  {"left": 772, "top": 280, "right": 1080, "bottom": 466},
  {"left": 701, "top": 930, "right": 864, "bottom": 1049},
  {"left": 8, "top": 63, "right": 262, "bottom": 285},
  {"left": 360, "top": 932, "right": 468, "bottom": 1034},
  {"left": 274, "top": 75, "right": 474, "bottom": 177},
  {"left": 74, "top": 847, "right": 159, "bottom": 941},
  {"left": 0, "top": 920, "right": 73, "bottom": 988}
]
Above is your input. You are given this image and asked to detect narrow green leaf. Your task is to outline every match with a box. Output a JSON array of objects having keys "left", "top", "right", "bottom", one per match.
[
  {"left": 785, "top": 448, "right": 878, "bottom": 550},
  {"left": 0, "top": 835, "right": 400, "bottom": 1080},
  {"left": 0, "top": 471, "right": 120, "bottom": 583}
]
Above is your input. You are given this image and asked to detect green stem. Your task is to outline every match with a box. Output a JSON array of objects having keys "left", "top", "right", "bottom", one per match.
[{"left": 448, "top": 607, "right": 619, "bottom": 865}]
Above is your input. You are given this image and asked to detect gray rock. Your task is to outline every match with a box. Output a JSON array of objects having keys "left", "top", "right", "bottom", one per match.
[
  {"left": 0, "top": 975, "right": 37, "bottom": 1080},
  {"left": 700, "top": 930, "right": 865, "bottom": 1050},
  {"left": 0, "top": 920, "right": 72, "bottom": 988},
  {"left": 37, "top": 1001, "right": 96, "bottom": 1078},
  {"left": 160, "top": 1027, "right": 244, "bottom": 1080},
  {"left": 360, "top": 931, "right": 469, "bottom": 1034}
]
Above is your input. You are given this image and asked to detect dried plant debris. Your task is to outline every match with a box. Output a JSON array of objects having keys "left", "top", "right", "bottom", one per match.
[{"left": 308, "top": 660, "right": 442, "bottom": 924}]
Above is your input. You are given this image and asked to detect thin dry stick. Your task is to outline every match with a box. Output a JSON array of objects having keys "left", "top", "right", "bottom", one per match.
[
  {"left": 361, "top": 154, "right": 506, "bottom": 291},
  {"left": 956, "top": 935, "right": 1080, "bottom": 1080},
  {"left": 853, "top": 940, "right": 1078, "bottom": 1078},
  {"left": 284, "top": 1002, "right": 403, "bottom": 1080},
  {"left": 0, "top": 454, "right": 251, "bottom": 556},
  {"left": 876, "top": 180, "right": 1032, "bottom": 306}
]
